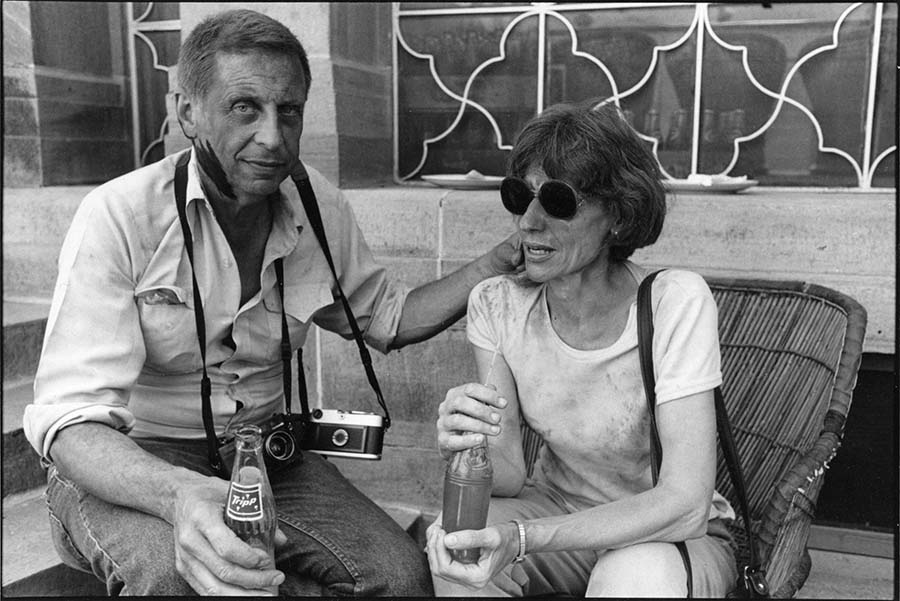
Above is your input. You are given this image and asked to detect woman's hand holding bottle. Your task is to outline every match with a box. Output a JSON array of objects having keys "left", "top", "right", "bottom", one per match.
[
  {"left": 436, "top": 383, "right": 508, "bottom": 460},
  {"left": 425, "top": 519, "right": 520, "bottom": 589}
]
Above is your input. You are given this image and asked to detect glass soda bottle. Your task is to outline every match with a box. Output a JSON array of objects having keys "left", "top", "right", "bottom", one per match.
[
  {"left": 441, "top": 434, "right": 493, "bottom": 563},
  {"left": 224, "top": 424, "right": 278, "bottom": 594}
]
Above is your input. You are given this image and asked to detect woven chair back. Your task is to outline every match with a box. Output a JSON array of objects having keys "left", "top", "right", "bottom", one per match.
[{"left": 710, "top": 280, "right": 849, "bottom": 514}]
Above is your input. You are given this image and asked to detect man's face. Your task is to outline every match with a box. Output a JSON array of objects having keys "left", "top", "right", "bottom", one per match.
[{"left": 179, "top": 50, "right": 307, "bottom": 205}]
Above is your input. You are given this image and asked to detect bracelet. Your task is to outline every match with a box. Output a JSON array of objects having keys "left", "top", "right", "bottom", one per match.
[{"left": 510, "top": 519, "right": 527, "bottom": 563}]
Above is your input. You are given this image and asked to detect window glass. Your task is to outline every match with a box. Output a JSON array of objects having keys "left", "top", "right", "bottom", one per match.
[{"left": 395, "top": 3, "right": 896, "bottom": 188}]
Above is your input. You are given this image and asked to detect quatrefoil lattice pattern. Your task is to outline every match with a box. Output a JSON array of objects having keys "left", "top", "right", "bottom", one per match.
[{"left": 394, "top": 2, "right": 896, "bottom": 189}]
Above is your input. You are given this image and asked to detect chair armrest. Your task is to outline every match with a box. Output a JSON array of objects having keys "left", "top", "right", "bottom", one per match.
[{"left": 755, "top": 429, "right": 843, "bottom": 597}]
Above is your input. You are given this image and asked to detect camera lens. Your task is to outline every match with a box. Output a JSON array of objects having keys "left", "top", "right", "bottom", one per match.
[
  {"left": 331, "top": 428, "right": 349, "bottom": 447},
  {"left": 265, "top": 431, "right": 296, "bottom": 460}
]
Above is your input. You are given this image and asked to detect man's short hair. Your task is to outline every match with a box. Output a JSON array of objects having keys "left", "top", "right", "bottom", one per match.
[{"left": 177, "top": 9, "right": 312, "bottom": 100}]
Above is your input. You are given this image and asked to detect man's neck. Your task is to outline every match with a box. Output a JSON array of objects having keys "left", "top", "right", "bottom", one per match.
[{"left": 196, "top": 162, "right": 274, "bottom": 248}]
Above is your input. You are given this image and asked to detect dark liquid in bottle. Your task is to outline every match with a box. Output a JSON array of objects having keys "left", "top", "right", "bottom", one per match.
[
  {"left": 225, "top": 503, "right": 276, "bottom": 556},
  {"left": 225, "top": 464, "right": 277, "bottom": 594},
  {"left": 442, "top": 473, "right": 492, "bottom": 563}
]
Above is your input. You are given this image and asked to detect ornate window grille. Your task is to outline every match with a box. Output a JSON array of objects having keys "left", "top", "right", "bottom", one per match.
[
  {"left": 394, "top": 2, "right": 896, "bottom": 189},
  {"left": 126, "top": 2, "right": 180, "bottom": 168}
]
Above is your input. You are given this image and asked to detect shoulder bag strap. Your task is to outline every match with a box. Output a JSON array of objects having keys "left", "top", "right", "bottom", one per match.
[
  {"left": 715, "top": 388, "right": 768, "bottom": 595},
  {"left": 637, "top": 269, "right": 769, "bottom": 598},
  {"left": 290, "top": 165, "right": 391, "bottom": 429},
  {"left": 637, "top": 269, "right": 693, "bottom": 597}
]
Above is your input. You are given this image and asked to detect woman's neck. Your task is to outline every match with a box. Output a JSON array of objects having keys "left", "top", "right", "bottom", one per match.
[
  {"left": 545, "top": 260, "right": 637, "bottom": 349},
  {"left": 546, "top": 259, "right": 623, "bottom": 318}
]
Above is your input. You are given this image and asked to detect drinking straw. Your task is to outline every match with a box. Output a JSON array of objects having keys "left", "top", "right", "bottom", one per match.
[{"left": 484, "top": 348, "right": 499, "bottom": 387}]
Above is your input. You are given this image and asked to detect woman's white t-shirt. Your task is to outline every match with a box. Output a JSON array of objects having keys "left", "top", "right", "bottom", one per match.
[{"left": 466, "top": 261, "right": 735, "bottom": 521}]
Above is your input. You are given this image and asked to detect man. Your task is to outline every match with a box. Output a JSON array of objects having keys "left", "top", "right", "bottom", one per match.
[{"left": 23, "top": 9, "right": 520, "bottom": 596}]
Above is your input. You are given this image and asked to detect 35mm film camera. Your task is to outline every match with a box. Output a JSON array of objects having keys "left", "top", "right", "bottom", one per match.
[{"left": 220, "top": 408, "right": 385, "bottom": 474}]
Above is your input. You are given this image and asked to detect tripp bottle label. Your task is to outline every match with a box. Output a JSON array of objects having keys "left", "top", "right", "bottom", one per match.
[{"left": 226, "top": 482, "right": 264, "bottom": 521}]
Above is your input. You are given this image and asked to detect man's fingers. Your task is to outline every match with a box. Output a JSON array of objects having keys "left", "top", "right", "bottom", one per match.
[
  {"left": 177, "top": 548, "right": 277, "bottom": 596},
  {"left": 205, "top": 522, "right": 271, "bottom": 568},
  {"left": 274, "top": 526, "right": 289, "bottom": 548},
  {"left": 179, "top": 520, "right": 283, "bottom": 591}
]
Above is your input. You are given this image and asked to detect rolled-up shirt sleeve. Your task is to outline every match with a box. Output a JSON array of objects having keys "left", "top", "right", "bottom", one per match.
[
  {"left": 306, "top": 170, "right": 409, "bottom": 354},
  {"left": 24, "top": 187, "right": 145, "bottom": 460}
]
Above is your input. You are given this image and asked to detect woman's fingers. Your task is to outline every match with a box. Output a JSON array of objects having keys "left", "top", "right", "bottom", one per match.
[{"left": 436, "top": 382, "right": 509, "bottom": 457}]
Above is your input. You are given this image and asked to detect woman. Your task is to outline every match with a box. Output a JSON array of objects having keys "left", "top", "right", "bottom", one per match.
[{"left": 425, "top": 100, "right": 738, "bottom": 597}]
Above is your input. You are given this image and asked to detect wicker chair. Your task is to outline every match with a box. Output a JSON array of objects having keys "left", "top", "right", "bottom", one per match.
[{"left": 519, "top": 277, "right": 867, "bottom": 598}]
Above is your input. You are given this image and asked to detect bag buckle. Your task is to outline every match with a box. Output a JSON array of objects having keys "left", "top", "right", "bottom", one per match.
[{"left": 743, "top": 566, "right": 769, "bottom": 597}]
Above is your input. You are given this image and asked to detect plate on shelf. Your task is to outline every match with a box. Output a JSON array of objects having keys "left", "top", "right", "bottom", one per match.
[
  {"left": 421, "top": 171, "right": 503, "bottom": 190},
  {"left": 664, "top": 176, "right": 758, "bottom": 193}
]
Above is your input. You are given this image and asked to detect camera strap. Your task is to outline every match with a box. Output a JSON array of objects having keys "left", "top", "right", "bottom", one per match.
[
  {"left": 174, "top": 153, "right": 303, "bottom": 476},
  {"left": 174, "top": 152, "right": 224, "bottom": 473},
  {"left": 291, "top": 165, "right": 391, "bottom": 430},
  {"left": 174, "top": 153, "right": 390, "bottom": 473},
  {"left": 273, "top": 258, "right": 311, "bottom": 427}
]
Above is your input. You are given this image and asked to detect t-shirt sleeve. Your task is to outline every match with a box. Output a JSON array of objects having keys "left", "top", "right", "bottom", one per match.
[
  {"left": 466, "top": 278, "right": 503, "bottom": 353},
  {"left": 651, "top": 271, "right": 723, "bottom": 404}
]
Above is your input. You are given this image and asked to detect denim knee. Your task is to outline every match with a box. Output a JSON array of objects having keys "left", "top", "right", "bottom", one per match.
[{"left": 45, "top": 467, "right": 193, "bottom": 595}]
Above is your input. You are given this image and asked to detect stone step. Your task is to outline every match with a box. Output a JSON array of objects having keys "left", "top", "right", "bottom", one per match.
[
  {"left": 1, "top": 563, "right": 108, "bottom": 597},
  {"left": 3, "top": 299, "right": 51, "bottom": 498},
  {"left": 2, "top": 480, "right": 892, "bottom": 599},
  {"left": 0, "top": 484, "right": 430, "bottom": 597},
  {"left": 1, "top": 487, "right": 70, "bottom": 589},
  {"left": 2, "top": 377, "right": 45, "bottom": 497},
  {"left": 2, "top": 299, "right": 49, "bottom": 381}
]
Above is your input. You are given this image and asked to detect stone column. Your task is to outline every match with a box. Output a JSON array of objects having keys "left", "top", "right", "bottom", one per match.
[
  {"left": 3, "top": 1, "right": 131, "bottom": 187},
  {"left": 4, "top": 1, "right": 41, "bottom": 187}
]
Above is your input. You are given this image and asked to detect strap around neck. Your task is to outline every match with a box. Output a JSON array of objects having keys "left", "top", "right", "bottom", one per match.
[
  {"left": 174, "top": 152, "right": 303, "bottom": 474},
  {"left": 174, "top": 152, "right": 222, "bottom": 473},
  {"left": 291, "top": 168, "right": 391, "bottom": 429}
]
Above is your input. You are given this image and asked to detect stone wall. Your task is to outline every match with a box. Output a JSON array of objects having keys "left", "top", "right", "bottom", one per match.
[
  {"left": 3, "top": 1, "right": 40, "bottom": 187},
  {"left": 2, "top": 1, "right": 131, "bottom": 188}
]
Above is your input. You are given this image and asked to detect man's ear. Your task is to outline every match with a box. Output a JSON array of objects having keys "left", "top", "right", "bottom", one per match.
[{"left": 175, "top": 92, "right": 198, "bottom": 140}]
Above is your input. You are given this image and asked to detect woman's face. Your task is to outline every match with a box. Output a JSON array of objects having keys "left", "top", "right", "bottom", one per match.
[{"left": 515, "top": 165, "right": 617, "bottom": 285}]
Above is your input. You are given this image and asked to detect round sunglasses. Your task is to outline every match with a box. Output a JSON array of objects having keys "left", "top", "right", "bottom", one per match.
[{"left": 500, "top": 176, "right": 585, "bottom": 220}]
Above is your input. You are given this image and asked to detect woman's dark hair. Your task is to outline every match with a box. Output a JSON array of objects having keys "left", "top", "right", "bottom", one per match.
[
  {"left": 506, "top": 99, "right": 666, "bottom": 262},
  {"left": 178, "top": 9, "right": 312, "bottom": 100}
]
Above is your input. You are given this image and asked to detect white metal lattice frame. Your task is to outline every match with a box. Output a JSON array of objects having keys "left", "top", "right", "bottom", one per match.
[
  {"left": 393, "top": 1, "right": 896, "bottom": 188},
  {"left": 126, "top": 2, "right": 180, "bottom": 168}
]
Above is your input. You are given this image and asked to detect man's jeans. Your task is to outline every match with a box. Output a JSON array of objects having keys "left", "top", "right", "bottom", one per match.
[{"left": 44, "top": 437, "right": 433, "bottom": 596}]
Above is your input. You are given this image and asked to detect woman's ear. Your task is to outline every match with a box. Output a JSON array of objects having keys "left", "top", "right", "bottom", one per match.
[{"left": 174, "top": 92, "right": 198, "bottom": 140}]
